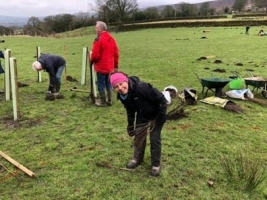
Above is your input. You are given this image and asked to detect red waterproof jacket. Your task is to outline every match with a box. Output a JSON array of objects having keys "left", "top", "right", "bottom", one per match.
[{"left": 90, "top": 31, "right": 119, "bottom": 74}]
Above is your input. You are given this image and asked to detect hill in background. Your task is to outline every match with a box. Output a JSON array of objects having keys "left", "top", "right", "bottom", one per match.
[
  {"left": 0, "top": 15, "right": 29, "bottom": 27},
  {"left": 155, "top": 0, "right": 235, "bottom": 11},
  {"left": 208, "top": 0, "right": 235, "bottom": 10},
  {"left": 0, "top": 0, "right": 236, "bottom": 27}
]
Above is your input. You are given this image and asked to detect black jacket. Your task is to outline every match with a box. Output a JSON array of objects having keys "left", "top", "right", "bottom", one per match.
[
  {"left": 38, "top": 54, "right": 66, "bottom": 85},
  {"left": 118, "top": 76, "right": 167, "bottom": 127}
]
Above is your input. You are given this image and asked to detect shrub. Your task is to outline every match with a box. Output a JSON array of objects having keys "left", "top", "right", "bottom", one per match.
[{"left": 221, "top": 153, "right": 267, "bottom": 193}]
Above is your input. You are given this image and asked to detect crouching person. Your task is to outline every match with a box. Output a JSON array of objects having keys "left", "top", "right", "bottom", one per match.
[
  {"left": 32, "top": 54, "right": 66, "bottom": 100},
  {"left": 109, "top": 72, "right": 167, "bottom": 176}
]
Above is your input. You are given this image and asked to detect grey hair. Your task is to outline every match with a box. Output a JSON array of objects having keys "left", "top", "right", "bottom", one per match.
[
  {"left": 96, "top": 21, "right": 107, "bottom": 31},
  {"left": 32, "top": 61, "right": 42, "bottom": 71}
]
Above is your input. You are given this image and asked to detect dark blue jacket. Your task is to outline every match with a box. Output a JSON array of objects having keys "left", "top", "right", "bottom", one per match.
[
  {"left": 0, "top": 50, "right": 4, "bottom": 59},
  {"left": 38, "top": 54, "right": 66, "bottom": 85}
]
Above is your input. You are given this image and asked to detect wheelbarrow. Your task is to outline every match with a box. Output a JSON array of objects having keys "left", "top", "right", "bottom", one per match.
[
  {"left": 243, "top": 71, "right": 267, "bottom": 93},
  {"left": 244, "top": 77, "right": 267, "bottom": 91},
  {"left": 195, "top": 72, "right": 232, "bottom": 97}
]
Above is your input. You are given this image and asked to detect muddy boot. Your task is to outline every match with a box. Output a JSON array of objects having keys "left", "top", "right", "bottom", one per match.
[
  {"left": 55, "top": 82, "right": 61, "bottom": 93},
  {"left": 151, "top": 166, "right": 161, "bottom": 177},
  {"left": 126, "top": 133, "right": 146, "bottom": 169},
  {"left": 95, "top": 92, "right": 107, "bottom": 107},
  {"left": 54, "top": 83, "right": 64, "bottom": 99},
  {"left": 106, "top": 90, "right": 112, "bottom": 106},
  {"left": 46, "top": 85, "right": 54, "bottom": 94}
]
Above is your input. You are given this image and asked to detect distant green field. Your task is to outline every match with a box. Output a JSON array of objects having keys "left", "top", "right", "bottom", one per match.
[{"left": 1, "top": 26, "right": 267, "bottom": 199}]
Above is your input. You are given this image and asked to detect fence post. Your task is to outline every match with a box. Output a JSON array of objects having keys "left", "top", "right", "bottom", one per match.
[
  {"left": 9, "top": 57, "right": 20, "bottom": 121},
  {"left": 36, "top": 46, "right": 42, "bottom": 82},
  {"left": 81, "top": 47, "right": 88, "bottom": 85},
  {"left": 4, "top": 49, "right": 11, "bottom": 101},
  {"left": 89, "top": 51, "right": 97, "bottom": 97}
]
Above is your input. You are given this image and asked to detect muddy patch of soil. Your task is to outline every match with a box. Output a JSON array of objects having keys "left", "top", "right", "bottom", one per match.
[{"left": 0, "top": 117, "right": 42, "bottom": 129}]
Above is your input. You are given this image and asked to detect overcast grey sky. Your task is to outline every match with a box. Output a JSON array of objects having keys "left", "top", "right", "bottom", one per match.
[{"left": 1, "top": 0, "right": 214, "bottom": 18}]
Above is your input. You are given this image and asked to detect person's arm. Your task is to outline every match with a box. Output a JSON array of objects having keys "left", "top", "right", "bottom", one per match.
[
  {"left": 140, "top": 83, "right": 167, "bottom": 108},
  {"left": 39, "top": 55, "right": 57, "bottom": 92},
  {"left": 90, "top": 38, "right": 101, "bottom": 64},
  {"left": 139, "top": 83, "right": 167, "bottom": 123},
  {"left": 43, "top": 62, "right": 57, "bottom": 91},
  {"left": 124, "top": 106, "right": 136, "bottom": 136}
]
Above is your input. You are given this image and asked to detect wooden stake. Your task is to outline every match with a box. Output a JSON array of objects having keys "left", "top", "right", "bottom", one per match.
[
  {"left": 0, "top": 151, "right": 36, "bottom": 177},
  {"left": 63, "top": 45, "right": 68, "bottom": 90},
  {"left": 9, "top": 58, "right": 20, "bottom": 120}
]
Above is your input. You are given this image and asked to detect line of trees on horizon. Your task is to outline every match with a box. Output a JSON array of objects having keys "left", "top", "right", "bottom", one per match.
[{"left": 1, "top": 0, "right": 267, "bottom": 36}]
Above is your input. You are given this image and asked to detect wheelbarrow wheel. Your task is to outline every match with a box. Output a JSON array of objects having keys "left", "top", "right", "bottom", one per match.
[{"left": 261, "top": 90, "right": 267, "bottom": 99}]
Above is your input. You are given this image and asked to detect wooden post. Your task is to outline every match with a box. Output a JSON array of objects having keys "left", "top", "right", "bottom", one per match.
[
  {"left": 36, "top": 46, "right": 41, "bottom": 82},
  {"left": 81, "top": 47, "right": 88, "bottom": 85},
  {"left": 4, "top": 49, "right": 11, "bottom": 101},
  {"left": 89, "top": 51, "right": 97, "bottom": 97},
  {"left": 9, "top": 57, "right": 20, "bottom": 120},
  {"left": 0, "top": 151, "right": 36, "bottom": 177},
  {"left": 63, "top": 45, "right": 68, "bottom": 90}
]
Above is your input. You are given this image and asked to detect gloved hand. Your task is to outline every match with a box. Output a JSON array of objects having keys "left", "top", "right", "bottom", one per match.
[{"left": 127, "top": 125, "right": 135, "bottom": 137}]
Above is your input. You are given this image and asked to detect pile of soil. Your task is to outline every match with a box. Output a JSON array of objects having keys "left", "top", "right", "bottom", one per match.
[
  {"left": 45, "top": 93, "right": 65, "bottom": 101},
  {"left": 45, "top": 94, "right": 55, "bottom": 101},
  {"left": 66, "top": 76, "right": 78, "bottom": 82},
  {"left": 213, "top": 68, "right": 226, "bottom": 73}
]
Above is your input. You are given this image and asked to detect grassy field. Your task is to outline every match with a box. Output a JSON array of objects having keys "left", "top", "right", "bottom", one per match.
[{"left": 1, "top": 26, "right": 267, "bottom": 199}]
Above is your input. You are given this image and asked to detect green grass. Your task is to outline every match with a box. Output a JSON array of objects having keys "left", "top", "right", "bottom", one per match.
[{"left": 1, "top": 26, "right": 267, "bottom": 199}]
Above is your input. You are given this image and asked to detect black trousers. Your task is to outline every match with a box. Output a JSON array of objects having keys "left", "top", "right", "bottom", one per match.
[{"left": 133, "top": 116, "right": 165, "bottom": 167}]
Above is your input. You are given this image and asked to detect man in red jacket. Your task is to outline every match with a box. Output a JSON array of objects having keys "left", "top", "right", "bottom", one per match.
[{"left": 90, "top": 21, "right": 119, "bottom": 106}]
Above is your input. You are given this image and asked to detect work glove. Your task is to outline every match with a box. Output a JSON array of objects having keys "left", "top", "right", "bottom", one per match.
[{"left": 127, "top": 125, "right": 135, "bottom": 137}]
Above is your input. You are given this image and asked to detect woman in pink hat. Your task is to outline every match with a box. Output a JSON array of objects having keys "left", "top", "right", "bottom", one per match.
[{"left": 109, "top": 72, "right": 167, "bottom": 176}]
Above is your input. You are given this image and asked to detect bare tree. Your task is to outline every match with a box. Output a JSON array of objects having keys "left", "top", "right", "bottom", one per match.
[
  {"left": 161, "top": 5, "right": 175, "bottom": 18},
  {"left": 92, "top": 0, "right": 138, "bottom": 23},
  {"left": 251, "top": 0, "right": 267, "bottom": 8},
  {"left": 224, "top": 7, "right": 230, "bottom": 13},
  {"left": 199, "top": 2, "right": 210, "bottom": 16},
  {"left": 75, "top": 12, "right": 92, "bottom": 27},
  {"left": 144, "top": 7, "right": 160, "bottom": 19},
  {"left": 23, "top": 17, "right": 42, "bottom": 36},
  {"left": 178, "top": 3, "right": 198, "bottom": 17},
  {"left": 109, "top": 0, "right": 138, "bottom": 22},
  {"left": 232, "top": 0, "right": 248, "bottom": 12}
]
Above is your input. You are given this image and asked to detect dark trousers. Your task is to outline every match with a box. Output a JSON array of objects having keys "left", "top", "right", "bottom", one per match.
[
  {"left": 96, "top": 72, "right": 111, "bottom": 92},
  {"left": 150, "top": 122, "right": 163, "bottom": 167},
  {"left": 133, "top": 117, "right": 164, "bottom": 167}
]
